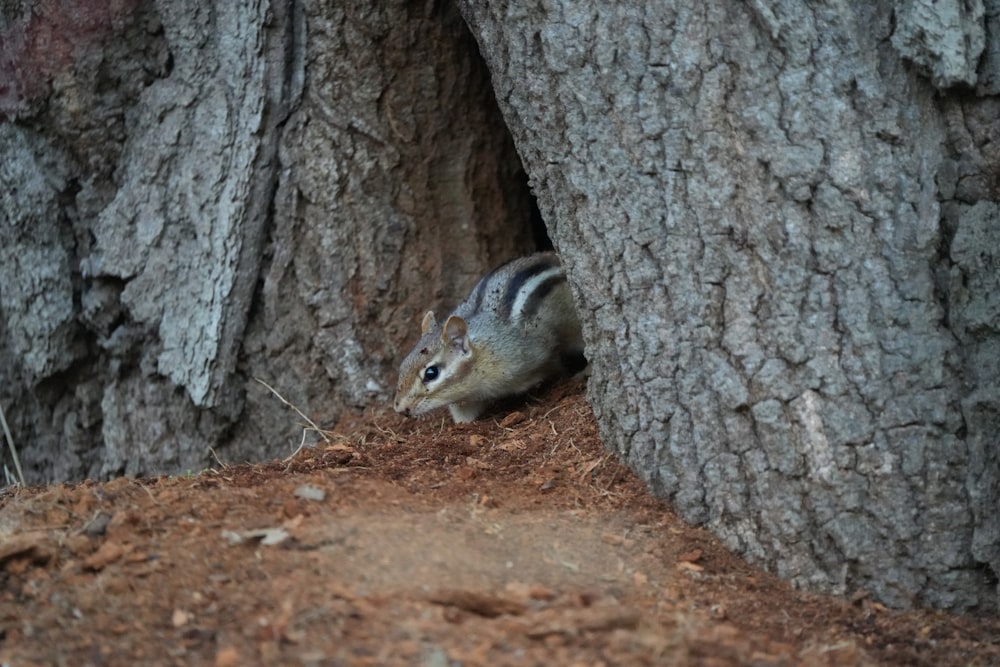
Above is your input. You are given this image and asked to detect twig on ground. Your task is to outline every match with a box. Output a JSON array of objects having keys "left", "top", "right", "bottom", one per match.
[
  {"left": 132, "top": 479, "right": 162, "bottom": 506},
  {"left": 372, "top": 420, "right": 402, "bottom": 444},
  {"left": 0, "top": 402, "right": 25, "bottom": 487},
  {"left": 209, "top": 447, "right": 230, "bottom": 470},
  {"left": 254, "top": 377, "right": 332, "bottom": 445},
  {"left": 283, "top": 430, "right": 310, "bottom": 465}
]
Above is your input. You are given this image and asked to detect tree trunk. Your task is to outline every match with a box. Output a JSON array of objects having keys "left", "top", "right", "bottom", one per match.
[
  {"left": 0, "top": 1, "right": 535, "bottom": 478},
  {"left": 457, "top": 0, "right": 999, "bottom": 611}
]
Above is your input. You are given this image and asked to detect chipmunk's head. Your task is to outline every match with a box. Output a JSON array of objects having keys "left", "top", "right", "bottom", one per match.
[{"left": 394, "top": 311, "right": 476, "bottom": 417}]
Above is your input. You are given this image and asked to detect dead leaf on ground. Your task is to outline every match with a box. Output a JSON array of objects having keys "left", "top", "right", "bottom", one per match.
[
  {"left": 497, "top": 439, "right": 527, "bottom": 452},
  {"left": 499, "top": 411, "right": 527, "bottom": 428},
  {"left": 465, "top": 456, "right": 492, "bottom": 470},
  {"left": 677, "top": 561, "right": 704, "bottom": 573},
  {"left": 678, "top": 548, "right": 703, "bottom": 563}
]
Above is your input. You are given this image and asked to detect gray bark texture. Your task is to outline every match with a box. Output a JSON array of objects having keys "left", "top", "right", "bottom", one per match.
[
  {"left": 1, "top": 1, "right": 533, "bottom": 478},
  {"left": 457, "top": 0, "right": 1000, "bottom": 611}
]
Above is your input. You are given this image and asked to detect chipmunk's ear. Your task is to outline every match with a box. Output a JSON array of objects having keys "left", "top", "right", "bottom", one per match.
[
  {"left": 442, "top": 315, "right": 471, "bottom": 355},
  {"left": 420, "top": 310, "right": 437, "bottom": 335}
]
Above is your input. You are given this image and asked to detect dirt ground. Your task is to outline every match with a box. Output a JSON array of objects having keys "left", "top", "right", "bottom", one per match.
[{"left": 1, "top": 379, "right": 998, "bottom": 666}]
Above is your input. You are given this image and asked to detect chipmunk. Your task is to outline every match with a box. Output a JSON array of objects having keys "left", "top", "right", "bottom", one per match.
[{"left": 394, "top": 252, "right": 585, "bottom": 423}]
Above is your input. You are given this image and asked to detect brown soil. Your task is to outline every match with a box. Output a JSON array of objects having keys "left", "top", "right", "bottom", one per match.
[{"left": 2, "top": 379, "right": 998, "bottom": 666}]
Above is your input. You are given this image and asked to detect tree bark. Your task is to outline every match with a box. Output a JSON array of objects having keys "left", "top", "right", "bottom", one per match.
[
  {"left": 457, "top": 0, "right": 999, "bottom": 610},
  {"left": 0, "top": 1, "right": 534, "bottom": 477}
]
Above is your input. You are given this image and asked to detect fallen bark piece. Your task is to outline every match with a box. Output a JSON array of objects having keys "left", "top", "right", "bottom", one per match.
[
  {"left": 427, "top": 589, "right": 528, "bottom": 618},
  {"left": 524, "top": 603, "right": 641, "bottom": 639},
  {"left": 0, "top": 534, "right": 55, "bottom": 568}
]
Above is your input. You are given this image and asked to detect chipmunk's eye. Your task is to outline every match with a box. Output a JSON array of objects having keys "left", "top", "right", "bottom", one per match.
[{"left": 422, "top": 365, "right": 440, "bottom": 383}]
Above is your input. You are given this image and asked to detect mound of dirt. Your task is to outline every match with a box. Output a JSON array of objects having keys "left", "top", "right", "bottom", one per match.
[{"left": 1, "top": 379, "right": 997, "bottom": 666}]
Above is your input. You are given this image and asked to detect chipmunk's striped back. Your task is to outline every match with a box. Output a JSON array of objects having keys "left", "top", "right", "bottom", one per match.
[
  {"left": 455, "top": 253, "right": 565, "bottom": 323},
  {"left": 394, "top": 252, "right": 585, "bottom": 423}
]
